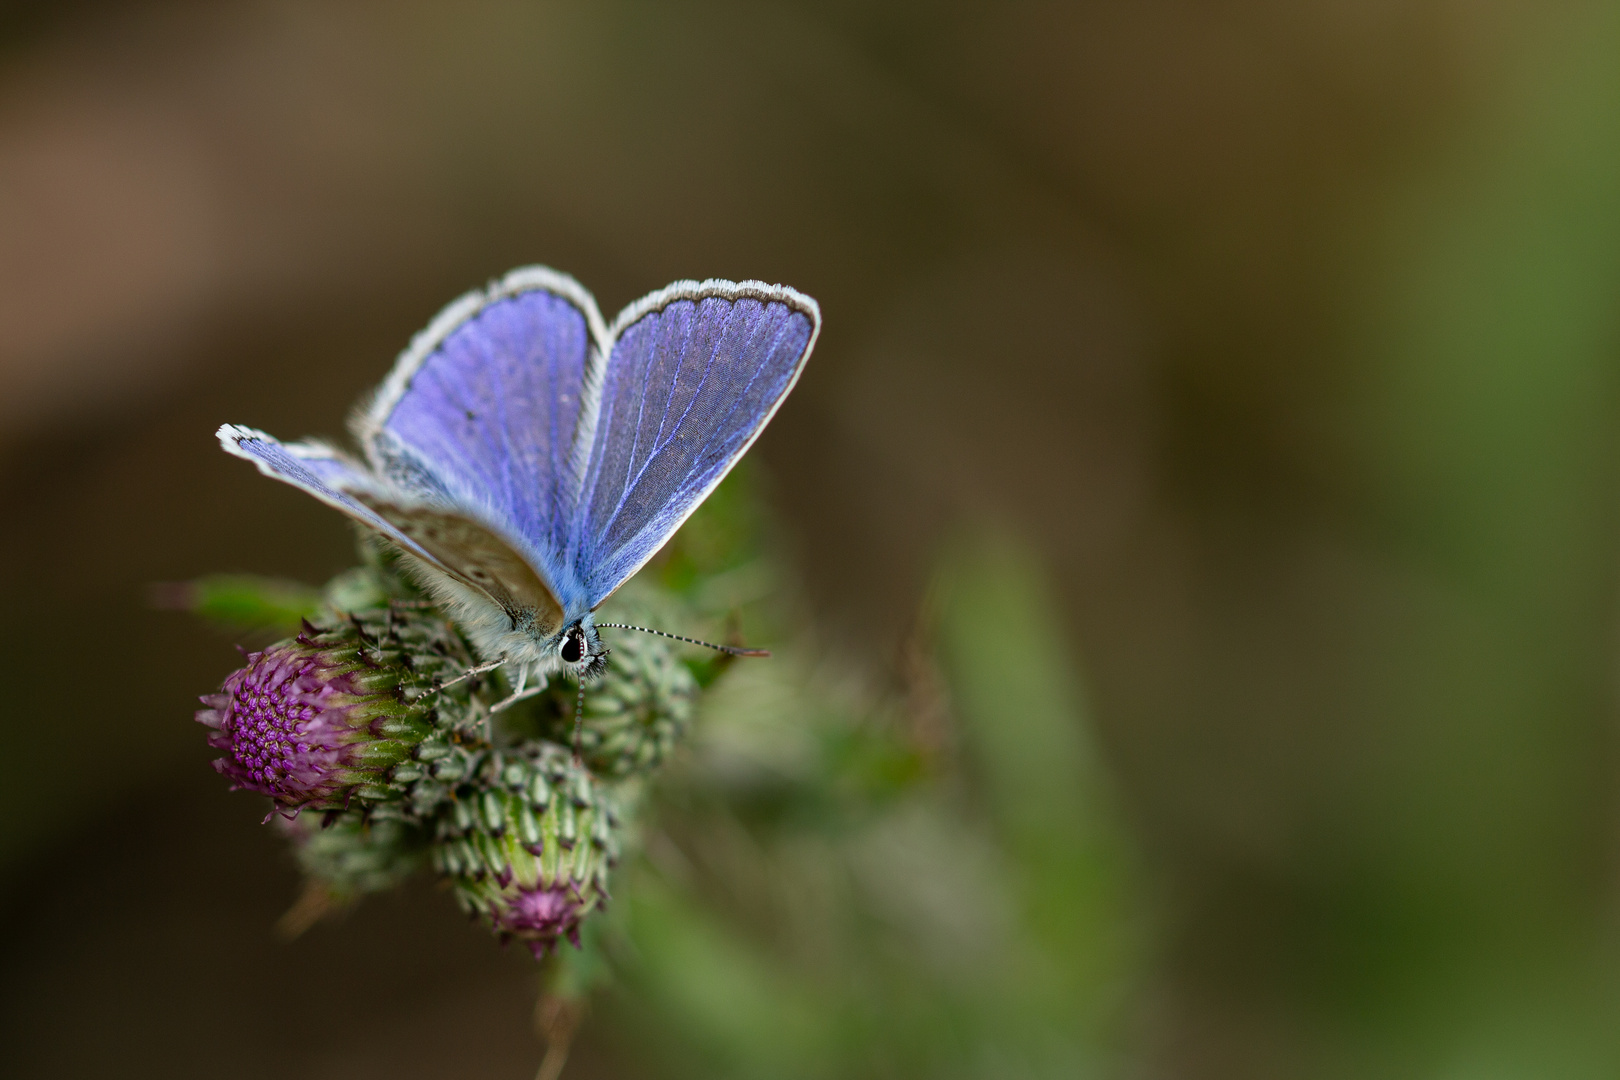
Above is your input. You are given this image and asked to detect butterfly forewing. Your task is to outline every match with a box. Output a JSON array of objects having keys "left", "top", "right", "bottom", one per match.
[
  {"left": 571, "top": 285, "right": 818, "bottom": 606},
  {"left": 217, "top": 426, "right": 454, "bottom": 575},
  {"left": 361, "top": 269, "right": 605, "bottom": 611}
]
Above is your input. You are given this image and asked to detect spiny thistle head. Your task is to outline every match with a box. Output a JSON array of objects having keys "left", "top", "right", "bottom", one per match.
[
  {"left": 197, "top": 619, "right": 436, "bottom": 812},
  {"left": 432, "top": 746, "right": 624, "bottom": 959},
  {"left": 534, "top": 630, "right": 699, "bottom": 776},
  {"left": 277, "top": 810, "right": 430, "bottom": 901}
]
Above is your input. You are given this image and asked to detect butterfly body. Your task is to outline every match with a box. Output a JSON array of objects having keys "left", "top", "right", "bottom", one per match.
[
  {"left": 398, "top": 539, "right": 601, "bottom": 680},
  {"left": 220, "top": 266, "right": 819, "bottom": 686}
]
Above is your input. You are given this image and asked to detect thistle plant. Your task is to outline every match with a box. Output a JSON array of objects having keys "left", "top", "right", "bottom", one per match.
[
  {"left": 187, "top": 543, "right": 702, "bottom": 962},
  {"left": 180, "top": 480, "right": 1149, "bottom": 1079}
]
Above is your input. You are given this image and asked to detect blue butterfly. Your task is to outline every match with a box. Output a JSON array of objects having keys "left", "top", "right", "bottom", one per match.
[{"left": 219, "top": 266, "right": 819, "bottom": 696}]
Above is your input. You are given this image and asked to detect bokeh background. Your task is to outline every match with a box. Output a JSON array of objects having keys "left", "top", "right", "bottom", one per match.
[{"left": 5, "top": 1, "right": 1620, "bottom": 1077}]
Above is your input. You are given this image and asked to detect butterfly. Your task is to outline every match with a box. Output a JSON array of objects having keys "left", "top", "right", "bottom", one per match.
[{"left": 219, "top": 266, "right": 819, "bottom": 698}]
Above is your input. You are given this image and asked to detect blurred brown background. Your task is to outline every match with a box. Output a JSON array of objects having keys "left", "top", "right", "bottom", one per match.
[{"left": 5, "top": 1, "right": 1620, "bottom": 1077}]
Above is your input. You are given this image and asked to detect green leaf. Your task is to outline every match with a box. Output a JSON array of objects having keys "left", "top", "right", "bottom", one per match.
[{"left": 153, "top": 573, "right": 322, "bottom": 632}]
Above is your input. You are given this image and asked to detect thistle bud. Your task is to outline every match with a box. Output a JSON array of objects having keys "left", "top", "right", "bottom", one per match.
[
  {"left": 432, "top": 746, "right": 622, "bottom": 958},
  {"left": 539, "top": 631, "right": 698, "bottom": 777},
  {"left": 197, "top": 619, "right": 436, "bottom": 813},
  {"left": 277, "top": 809, "right": 429, "bottom": 900}
]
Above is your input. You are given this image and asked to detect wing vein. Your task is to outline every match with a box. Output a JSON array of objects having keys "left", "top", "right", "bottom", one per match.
[{"left": 613, "top": 301, "right": 723, "bottom": 528}]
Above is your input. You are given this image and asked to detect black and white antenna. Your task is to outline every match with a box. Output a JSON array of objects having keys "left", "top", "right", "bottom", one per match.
[{"left": 596, "top": 623, "right": 770, "bottom": 658}]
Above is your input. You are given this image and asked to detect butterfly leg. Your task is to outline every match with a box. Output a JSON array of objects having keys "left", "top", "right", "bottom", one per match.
[
  {"left": 434, "top": 656, "right": 506, "bottom": 692},
  {"left": 489, "top": 664, "right": 545, "bottom": 715}
]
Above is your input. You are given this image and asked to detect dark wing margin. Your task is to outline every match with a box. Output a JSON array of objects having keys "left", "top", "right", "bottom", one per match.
[
  {"left": 354, "top": 265, "right": 608, "bottom": 611},
  {"left": 569, "top": 280, "right": 820, "bottom": 607}
]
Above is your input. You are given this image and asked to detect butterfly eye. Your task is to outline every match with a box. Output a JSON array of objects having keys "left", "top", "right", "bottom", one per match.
[{"left": 561, "top": 627, "right": 584, "bottom": 664}]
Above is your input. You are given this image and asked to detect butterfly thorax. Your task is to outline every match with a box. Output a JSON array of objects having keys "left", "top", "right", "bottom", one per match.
[
  {"left": 407, "top": 557, "right": 605, "bottom": 681},
  {"left": 463, "top": 602, "right": 606, "bottom": 683}
]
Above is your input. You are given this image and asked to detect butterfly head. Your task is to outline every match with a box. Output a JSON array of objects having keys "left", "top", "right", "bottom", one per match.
[{"left": 557, "top": 618, "right": 609, "bottom": 681}]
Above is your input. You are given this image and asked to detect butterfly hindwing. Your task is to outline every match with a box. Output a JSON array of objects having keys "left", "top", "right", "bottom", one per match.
[
  {"left": 358, "top": 266, "right": 607, "bottom": 612},
  {"left": 350, "top": 494, "right": 566, "bottom": 639},
  {"left": 571, "top": 281, "right": 820, "bottom": 606}
]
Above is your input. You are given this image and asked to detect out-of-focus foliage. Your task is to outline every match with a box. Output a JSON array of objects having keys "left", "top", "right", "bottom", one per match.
[{"left": 152, "top": 573, "right": 322, "bottom": 634}]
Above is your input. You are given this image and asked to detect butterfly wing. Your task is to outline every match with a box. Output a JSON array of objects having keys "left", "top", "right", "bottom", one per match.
[
  {"left": 221, "top": 270, "right": 817, "bottom": 638},
  {"left": 217, "top": 425, "right": 439, "bottom": 563},
  {"left": 356, "top": 266, "right": 609, "bottom": 616},
  {"left": 570, "top": 280, "right": 820, "bottom": 607},
  {"left": 347, "top": 495, "right": 566, "bottom": 638},
  {"left": 217, "top": 424, "right": 566, "bottom": 637}
]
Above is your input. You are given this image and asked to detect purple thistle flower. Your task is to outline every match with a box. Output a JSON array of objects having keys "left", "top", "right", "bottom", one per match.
[
  {"left": 495, "top": 884, "right": 590, "bottom": 959},
  {"left": 197, "top": 625, "right": 430, "bottom": 812}
]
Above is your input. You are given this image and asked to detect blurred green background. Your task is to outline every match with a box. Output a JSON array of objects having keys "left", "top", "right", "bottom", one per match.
[{"left": 4, "top": 1, "right": 1620, "bottom": 1077}]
